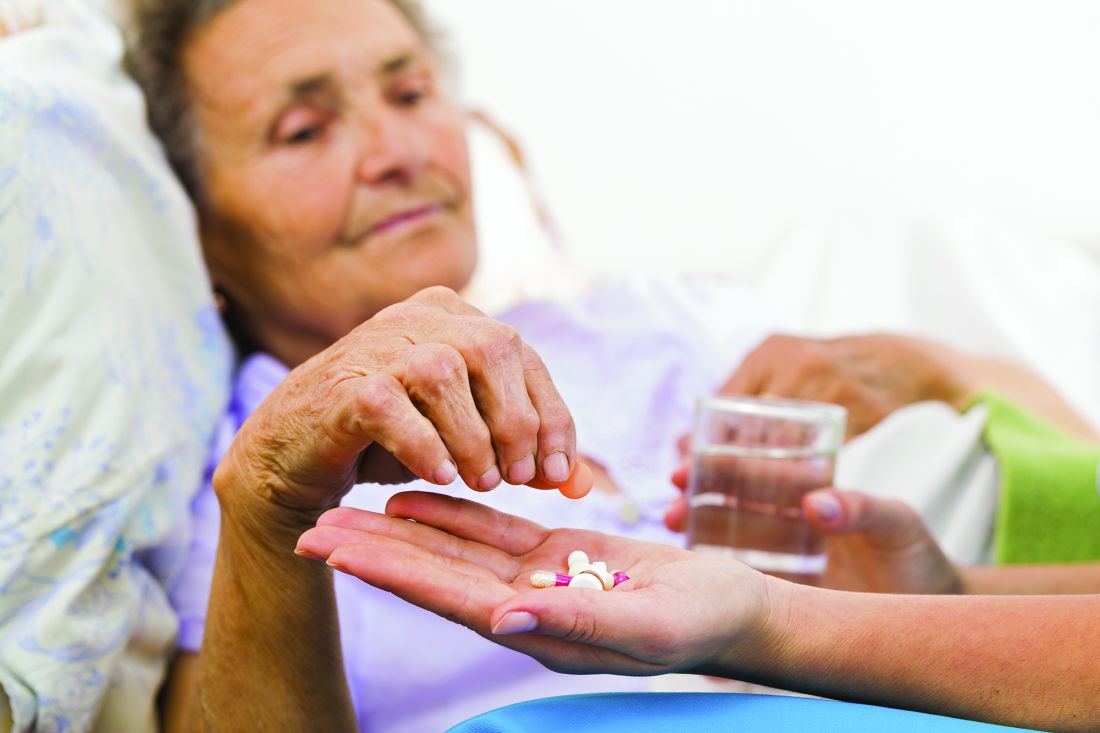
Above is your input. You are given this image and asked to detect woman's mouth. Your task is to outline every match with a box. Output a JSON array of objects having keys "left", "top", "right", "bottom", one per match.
[{"left": 366, "top": 204, "right": 446, "bottom": 238}]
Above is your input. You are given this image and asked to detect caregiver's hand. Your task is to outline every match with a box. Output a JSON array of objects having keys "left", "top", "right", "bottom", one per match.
[
  {"left": 296, "top": 491, "right": 781, "bottom": 676},
  {"left": 719, "top": 333, "right": 971, "bottom": 439},
  {"left": 215, "top": 286, "right": 583, "bottom": 521},
  {"left": 804, "top": 489, "right": 964, "bottom": 594},
  {"left": 665, "top": 484, "right": 963, "bottom": 595}
]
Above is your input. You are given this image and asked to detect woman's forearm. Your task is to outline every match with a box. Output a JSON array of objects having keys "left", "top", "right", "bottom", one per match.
[
  {"left": 950, "top": 349, "right": 1098, "bottom": 444},
  {"left": 193, "top": 484, "right": 355, "bottom": 732},
  {"left": 718, "top": 581, "right": 1100, "bottom": 732}
]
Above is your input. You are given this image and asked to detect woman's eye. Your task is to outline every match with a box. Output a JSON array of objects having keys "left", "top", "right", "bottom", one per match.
[
  {"left": 285, "top": 125, "right": 323, "bottom": 145},
  {"left": 272, "top": 107, "right": 328, "bottom": 146},
  {"left": 393, "top": 79, "right": 432, "bottom": 107}
]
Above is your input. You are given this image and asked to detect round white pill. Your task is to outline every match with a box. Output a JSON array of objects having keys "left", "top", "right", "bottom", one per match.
[
  {"left": 567, "top": 550, "right": 589, "bottom": 569},
  {"left": 580, "top": 568, "right": 615, "bottom": 591},
  {"left": 567, "top": 573, "right": 604, "bottom": 590}
]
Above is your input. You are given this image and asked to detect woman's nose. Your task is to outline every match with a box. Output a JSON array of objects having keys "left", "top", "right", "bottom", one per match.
[{"left": 354, "top": 107, "right": 428, "bottom": 186}]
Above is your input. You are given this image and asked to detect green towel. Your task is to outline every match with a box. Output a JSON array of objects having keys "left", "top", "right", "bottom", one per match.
[{"left": 973, "top": 392, "right": 1100, "bottom": 564}]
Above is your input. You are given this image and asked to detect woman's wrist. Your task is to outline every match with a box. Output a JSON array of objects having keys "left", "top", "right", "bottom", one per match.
[
  {"left": 914, "top": 338, "right": 976, "bottom": 411},
  {"left": 212, "top": 455, "right": 327, "bottom": 537}
]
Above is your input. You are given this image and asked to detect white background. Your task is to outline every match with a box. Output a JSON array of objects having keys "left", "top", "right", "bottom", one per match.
[
  {"left": 427, "top": 0, "right": 1100, "bottom": 276},
  {"left": 428, "top": 1, "right": 1100, "bottom": 425}
]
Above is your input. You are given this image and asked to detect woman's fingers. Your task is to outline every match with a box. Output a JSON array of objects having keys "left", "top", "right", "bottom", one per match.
[
  {"left": 525, "top": 460, "right": 594, "bottom": 499},
  {"left": 520, "top": 346, "right": 578, "bottom": 485},
  {"left": 333, "top": 287, "right": 579, "bottom": 496},
  {"left": 397, "top": 343, "right": 500, "bottom": 490},
  {"left": 405, "top": 288, "right": 574, "bottom": 488},
  {"left": 323, "top": 373, "right": 458, "bottom": 486},
  {"left": 450, "top": 319, "right": 543, "bottom": 485}
]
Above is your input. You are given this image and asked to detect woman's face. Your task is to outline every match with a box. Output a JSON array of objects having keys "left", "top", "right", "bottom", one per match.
[{"left": 184, "top": 0, "right": 476, "bottom": 365}]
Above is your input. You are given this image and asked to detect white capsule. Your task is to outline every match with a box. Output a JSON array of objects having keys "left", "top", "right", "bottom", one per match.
[
  {"left": 529, "top": 571, "right": 557, "bottom": 588},
  {"left": 567, "top": 572, "right": 604, "bottom": 590},
  {"left": 567, "top": 550, "right": 589, "bottom": 569}
]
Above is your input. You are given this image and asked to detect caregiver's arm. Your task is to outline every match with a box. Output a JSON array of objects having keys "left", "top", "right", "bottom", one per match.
[
  {"left": 299, "top": 492, "right": 1100, "bottom": 733},
  {"left": 172, "top": 287, "right": 580, "bottom": 732},
  {"left": 728, "top": 585, "right": 1100, "bottom": 732}
]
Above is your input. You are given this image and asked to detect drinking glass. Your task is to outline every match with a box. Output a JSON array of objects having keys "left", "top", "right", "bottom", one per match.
[{"left": 685, "top": 395, "right": 846, "bottom": 584}]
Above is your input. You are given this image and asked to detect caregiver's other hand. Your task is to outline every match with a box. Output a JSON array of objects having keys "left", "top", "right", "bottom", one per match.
[
  {"left": 296, "top": 491, "right": 781, "bottom": 676},
  {"left": 720, "top": 333, "right": 971, "bottom": 439},
  {"left": 215, "top": 286, "right": 581, "bottom": 523},
  {"left": 665, "top": 485, "right": 963, "bottom": 595},
  {"left": 804, "top": 489, "right": 964, "bottom": 594}
]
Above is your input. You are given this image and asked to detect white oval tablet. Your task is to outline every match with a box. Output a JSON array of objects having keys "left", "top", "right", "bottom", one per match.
[
  {"left": 567, "top": 550, "right": 589, "bottom": 569},
  {"left": 568, "top": 562, "right": 592, "bottom": 577},
  {"left": 567, "top": 573, "right": 604, "bottom": 590},
  {"left": 580, "top": 568, "right": 614, "bottom": 591}
]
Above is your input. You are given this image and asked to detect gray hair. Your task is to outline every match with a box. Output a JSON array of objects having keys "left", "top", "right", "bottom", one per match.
[{"left": 123, "top": 0, "right": 441, "bottom": 206}]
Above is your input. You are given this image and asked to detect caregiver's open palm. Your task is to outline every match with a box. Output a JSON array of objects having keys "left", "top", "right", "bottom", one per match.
[{"left": 296, "top": 491, "right": 776, "bottom": 676}]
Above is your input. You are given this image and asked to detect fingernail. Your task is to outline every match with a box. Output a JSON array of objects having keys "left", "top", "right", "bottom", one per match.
[
  {"left": 433, "top": 459, "right": 458, "bottom": 485},
  {"left": 808, "top": 493, "right": 842, "bottom": 522},
  {"left": 478, "top": 465, "right": 502, "bottom": 491},
  {"left": 325, "top": 559, "right": 346, "bottom": 573},
  {"left": 492, "top": 611, "right": 539, "bottom": 635},
  {"left": 507, "top": 454, "right": 536, "bottom": 484},
  {"left": 542, "top": 451, "right": 570, "bottom": 483},
  {"left": 294, "top": 546, "right": 324, "bottom": 561}
]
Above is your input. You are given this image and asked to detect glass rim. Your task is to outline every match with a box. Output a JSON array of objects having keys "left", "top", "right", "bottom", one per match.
[{"left": 695, "top": 394, "right": 848, "bottom": 425}]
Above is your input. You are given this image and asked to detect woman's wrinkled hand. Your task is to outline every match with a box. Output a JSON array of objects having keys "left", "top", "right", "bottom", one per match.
[
  {"left": 214, "top": 286, "right": 586, "bottom": 523},
  {"left": 296, "top": 491, "right": 779, "bottom": 677},
  {"left": 719, "top": 333, "right": 972, "bottom": 439}
]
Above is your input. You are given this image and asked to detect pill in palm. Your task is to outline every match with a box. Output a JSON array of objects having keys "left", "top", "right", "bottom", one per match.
[
  {"left": 567, "top": 550, "right": 589, "bottom": 569},
  {"left": 567, "top": 572, "right": 604, "bottom": 590},
  {"left": 579, "top": 568, "right": 615, "bottom": 591},
  {"left": 530, "top": 571, "right": 572, "bottom": 588}
]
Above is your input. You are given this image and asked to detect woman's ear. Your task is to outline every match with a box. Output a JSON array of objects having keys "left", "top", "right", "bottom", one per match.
[
  {"left": 197, "top": 214, "right": 243, "bottom": 306},
  {"left": 211, "top": 287, "right": 228, "bottom": 314}
]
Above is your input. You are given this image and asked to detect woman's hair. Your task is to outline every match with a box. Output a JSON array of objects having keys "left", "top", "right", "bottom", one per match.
[{"left": 123, "top": 0, "right": 437, "bottom": 206}]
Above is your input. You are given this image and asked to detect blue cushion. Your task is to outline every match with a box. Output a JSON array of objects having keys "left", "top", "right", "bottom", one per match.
[{"left": 447, "top": 692, "right": 1035, "bottom": 732}]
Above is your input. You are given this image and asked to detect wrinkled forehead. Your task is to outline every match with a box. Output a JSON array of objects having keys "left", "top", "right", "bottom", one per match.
[{"left": 183, "top": 0, "right": 428, "bottom": 124}]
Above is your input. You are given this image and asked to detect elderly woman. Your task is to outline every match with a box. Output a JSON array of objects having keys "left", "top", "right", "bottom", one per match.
[
  {"left": 119, "top": 0, "right": 737, "bottom": 729},
  {"left": 118, "top": 0, "right": 1099, "bottom": 731}
]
